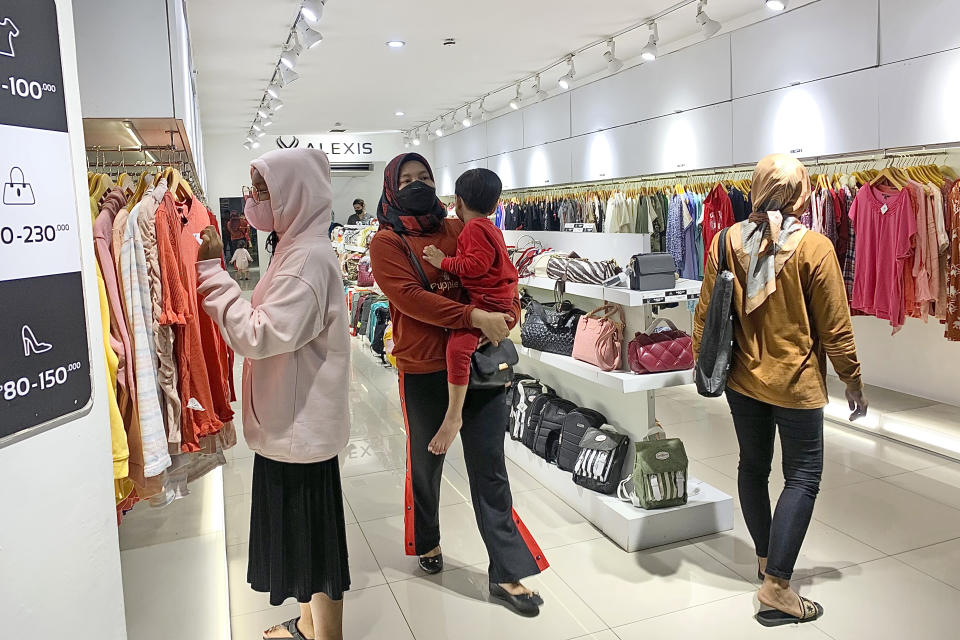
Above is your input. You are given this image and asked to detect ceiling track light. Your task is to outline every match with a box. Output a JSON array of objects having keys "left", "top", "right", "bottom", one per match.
[
  {"left": 270, "top": 97, "right": 284, "bottom": 111},
  {"left": 296, "top": 20, "right": 324, "bottom": 49},
  {"left": 252, "top": 122, "right": 263, "bottom": 133},
  {"left": 603, "top": 39, "right": 623, "bottom": 74},
  {"left": 243, "top": 141, "right": 253, "bottom": 150},
  {"left": 434, "top": 119, "right": 445, "bottom": 137},
  {"left": 252, "top": 140, "right": 261, "bottom": 149},
  {"left": 267, "top": 81, "right": 281, "bottom": 99},
  {"left": 697, "top": 0, "right": 722, "bottom": 38},
  {"left": 300, "top": 0, "right": 324, "bottom": 24},
  {"left": 534, "top": 74, "right": 548, "bottom": 102},
  {"left": 280, "top": 40, "right": 303, "bottom": 70},
  {"left": 557, "top": 55, "right": 576, "bottom": 91},
  {"left": 765, "top": 0, "right": 788, "bottom": 10},
  {"left": 509, "top": 84, "right": 522, "bottom": 110},
  {"left": 462, "top": 107, "right": 472, "bottom": 128},
  {"left": 279, "top": 64, "right": 300, "bottom": 86},
  {"left": 641, "top": 22, "right": 659, "bottom": 61},
  {"left": 412, "top": 129, "right": 422, "bottom": 146}
]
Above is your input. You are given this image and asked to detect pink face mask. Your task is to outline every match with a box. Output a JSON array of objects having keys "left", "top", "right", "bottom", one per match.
[{"left": 244, "top": 195, "right": 274, "bottom": 232}]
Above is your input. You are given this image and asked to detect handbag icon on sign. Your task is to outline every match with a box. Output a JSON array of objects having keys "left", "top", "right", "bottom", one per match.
[{"left": 3, "top": 167, "right": 36, "bottom": 205}]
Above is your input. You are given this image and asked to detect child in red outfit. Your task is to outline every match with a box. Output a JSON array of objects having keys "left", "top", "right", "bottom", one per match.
[{"left": 422, "top": 169, "right": 517, "bottom": 455}]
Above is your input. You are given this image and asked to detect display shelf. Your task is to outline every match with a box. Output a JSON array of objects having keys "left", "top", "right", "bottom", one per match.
[
  {"left": 518, "top": 276, "right": 702, "bottom": 306},
  {"left": 516, "top": 344, "right": 695, "bottom": 393},
  {"left": 504, "top": 438, "right": 734, "bottom": 552}
]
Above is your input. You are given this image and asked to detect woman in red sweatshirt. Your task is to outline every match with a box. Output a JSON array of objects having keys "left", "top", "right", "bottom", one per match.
[{"left": 370, "top": 153, "right": 549, "bottom": 616}]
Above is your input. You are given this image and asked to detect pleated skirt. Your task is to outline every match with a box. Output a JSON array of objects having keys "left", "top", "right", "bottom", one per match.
[{"left": 247, "top": 454, "right": 351, "bottom": 605}]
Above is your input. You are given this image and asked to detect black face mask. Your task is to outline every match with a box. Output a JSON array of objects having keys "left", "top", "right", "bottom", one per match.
[{"left": 395, "top": 180, "right": 437, "bottom": 214}]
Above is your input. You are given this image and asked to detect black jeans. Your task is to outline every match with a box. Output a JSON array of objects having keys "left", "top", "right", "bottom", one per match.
[
  {"left": 399, "top": 370, "right": 548, "bottom": 583},
  {"left": 726, "top": 388, "right": 824, "bottom": 581}
]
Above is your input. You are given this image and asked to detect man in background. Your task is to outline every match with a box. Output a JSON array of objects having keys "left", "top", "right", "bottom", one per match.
[{"left": 347, "top": 198, "right": 365, "bottom": 225}]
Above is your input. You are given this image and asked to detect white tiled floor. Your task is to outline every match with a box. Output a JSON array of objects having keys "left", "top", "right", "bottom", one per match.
[{"left": 122, "top": 340, "right": 960, "bottom": 639}]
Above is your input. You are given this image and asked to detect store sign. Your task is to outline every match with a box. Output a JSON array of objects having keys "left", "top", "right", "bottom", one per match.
[
  {"left": 273, "top": 133, "right": 404, "bottom": 162},
  {"left": 0, "top": 0, "right": 92, "bottom": 446}
]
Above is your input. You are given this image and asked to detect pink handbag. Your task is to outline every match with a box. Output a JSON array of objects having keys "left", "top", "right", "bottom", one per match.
[
  {"left": 572, "top": 304, "right": 626, "bottom": 371},
  {"left": 628, "top": 318, "right": 694, "bottom": 374}
]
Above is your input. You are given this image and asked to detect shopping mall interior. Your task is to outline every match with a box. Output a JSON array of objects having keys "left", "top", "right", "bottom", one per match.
[{"left": 2, "top": 0, "right": 960, "bottom": 638}]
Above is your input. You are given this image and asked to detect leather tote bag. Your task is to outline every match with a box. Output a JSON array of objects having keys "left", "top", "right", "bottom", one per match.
[
  {"left": 572, "top": 303, "right": 626, "bottom": 371},
  {"left": 627, "top": 318, "right": 694, "bottom": 374},
  {"left": 694, "top": 227, "right": 736, "bottom": 397},
  {"left": 546, "top": 254, "right": 621, "bottom": 285},
  {"left": 469, "top": 340, "right": 519, "bottom": 390},
  {"left": 520, "top": 299, "right": 585, "bottom": 356}
]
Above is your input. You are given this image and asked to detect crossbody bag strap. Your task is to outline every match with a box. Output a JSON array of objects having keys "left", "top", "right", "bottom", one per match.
[{"left": 398, "top": 234, "right": 432, "bottom": 291}]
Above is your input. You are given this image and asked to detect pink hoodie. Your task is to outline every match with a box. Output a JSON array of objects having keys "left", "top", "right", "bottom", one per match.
[{"left": 197, "top": 149, "right": 350, "bottom": 463}]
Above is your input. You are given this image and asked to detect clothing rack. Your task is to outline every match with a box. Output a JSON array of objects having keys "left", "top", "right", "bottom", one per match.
[{"left": 86, "top": 145, "right": 206, "bottom": 203}]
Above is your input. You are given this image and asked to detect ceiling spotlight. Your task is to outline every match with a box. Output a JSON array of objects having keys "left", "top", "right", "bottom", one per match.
[
  {"left": 434, "top": 120, "right": 444, "bottom": 137},
  {"left": 280, "top": 41, "right": 303, "bottom": 70},
  {"left": 478, "top": 98, "right": 488, "bottom": 121},
  {"left": 386, "top": 40, "right": 406, "bottom": 48},
  {"left": 462, "top": 107, "right": 472, "bottom": 128},
  {"left": 262, "top": 119, "right": 273, "bottom": 127},
  {"left": 641, "top": 22, "right": 659, "bottom": 61},
  {"left": 256, "top": 130, "right": 266, "bottom": 138},
  {"left": 395, "top": 110, "right": 405, "bottom": 116},
  {"left": 603, "top": 39, "right": 623, "bottom": 74},
  {"left": 300, "top": 0, "right": 324, "bottom": 23},
  {"left": 243, "top": 141, "right": 253, "bottom": 150},
  {"left": 697, "top": 0, "right": 722, "bottom": 37},
  {"left": 267, "top": 82, "right": 281, "bottom": 99},
  {"left": 765, "top": 0, "right": 787, "bottom": 10},
  {"left": 257, "top": 107, "right": 271, "bottom": 119},
  {"left": 252, "top": 122, "right": 263, "bottom": 132},
  {"left": 412, "top": 130, "right": 422, "bottom": 146},
  {"left": 296, "top": 20, "right": 324, "bottom": 49},
  {"left": 557, "top": 55, "right": 576, "bottom": 91},
  {"left": 245, "top": 135, "right": 254, "bottom": 143},
  {"left": 509, "top": 84, "right": 522, "bottom": 110},
  {"left": 534, "top": 74, "right": 548, "bottom": 101},
  {"left": 252, "top": 140, "right": 261, "bottom": 149},
  {"left": 269, "top": 97, "right": 284, "bottom": 111},
  {"left": 403, "top": 134, "right": 411, "bottom": 149},
  {"left": 279, "top": 65, "right": 300, "bottom": 85}
]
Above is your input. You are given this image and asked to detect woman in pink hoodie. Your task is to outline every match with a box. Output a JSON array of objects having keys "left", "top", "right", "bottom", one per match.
[{"left": 198, "top": 148, "right": 351, "bottom": 640}]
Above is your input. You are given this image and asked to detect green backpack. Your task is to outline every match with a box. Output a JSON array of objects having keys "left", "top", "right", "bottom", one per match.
[{"left": 618, "top": 426, "right": 688, "bottom": 510}]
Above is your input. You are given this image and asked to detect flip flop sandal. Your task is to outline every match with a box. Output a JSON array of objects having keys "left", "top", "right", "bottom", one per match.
[
  {"left": 756, "top": 595, "right": 824, "bottom": 627},
  {"left": 262, "top": 617, "right": 311, "bottom": 640}
]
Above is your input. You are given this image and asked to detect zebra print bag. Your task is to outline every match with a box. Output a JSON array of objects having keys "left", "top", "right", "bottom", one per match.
[{"left": 546, "top": 254, "right": 621, "bottom": 285}]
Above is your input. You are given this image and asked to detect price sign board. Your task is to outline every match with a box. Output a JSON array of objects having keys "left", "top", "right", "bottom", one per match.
[{"left": 0, "top": 0, "right": 92, "bottom": 446}]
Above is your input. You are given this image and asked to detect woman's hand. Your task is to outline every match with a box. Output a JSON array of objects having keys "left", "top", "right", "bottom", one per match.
[
  {"left": 470, "top": 309, "right": 513, "bottom": 345},
  {"left": 198, "top": 226, "right": 224, "bottom": 262},
  {"left": 846, "top": 387, "right": 869, "bottom": 421},
  {"left": 422, "top": 244, "right": 446, "bottom": 269}
]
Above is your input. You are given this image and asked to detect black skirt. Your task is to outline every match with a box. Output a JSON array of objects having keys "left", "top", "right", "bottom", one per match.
[{"left": 247, "top": 454, "right": 351, "bottom": 605}]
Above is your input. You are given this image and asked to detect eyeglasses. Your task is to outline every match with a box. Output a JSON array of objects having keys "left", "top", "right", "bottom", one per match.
[{"left": 243, "top": 185, "right": 270, "bottom": 201}]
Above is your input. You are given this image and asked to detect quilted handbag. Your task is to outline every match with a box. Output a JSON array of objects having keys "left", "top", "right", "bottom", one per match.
[
  {"left": 520, "top": 299, "right": 586, "bottom": 357},
  {"left": 627, "top": 318, "right": 694, "bottom": 374},
  {"left": 356, "top": 256, "right": 375, "bottom": 287},
  {"left": 546, "top": 254, "right": 620, "bottom": 285},
  {"left": 572, "top": 303, "right": 626, "bottom": 371}
]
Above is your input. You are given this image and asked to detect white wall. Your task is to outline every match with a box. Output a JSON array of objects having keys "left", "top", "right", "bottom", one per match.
[
  {"left": 431, "top": 0, "right": 960, "bottom": 407},
  {"left": 0, "top": 1, "right": 127, "bottom": 637}
]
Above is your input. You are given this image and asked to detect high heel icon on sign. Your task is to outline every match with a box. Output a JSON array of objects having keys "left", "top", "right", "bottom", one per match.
[
  {"left": 22, "top": 325, "right": 52, "bottom": 357},
  {"left": 3, "top": 167, "right": 36, "bottom": 205}
]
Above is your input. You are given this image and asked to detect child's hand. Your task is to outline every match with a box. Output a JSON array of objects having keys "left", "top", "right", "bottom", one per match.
[{"left": 422, "top": 245, "right": 446, "bottom": 269}]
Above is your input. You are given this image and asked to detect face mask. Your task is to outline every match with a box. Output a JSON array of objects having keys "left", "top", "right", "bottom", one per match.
[
  {"left": 396, "top": 180, "right": 437, "bottom": 214},
  {"left": 244, "top": 196, "right": 274, "bottom": 232}
]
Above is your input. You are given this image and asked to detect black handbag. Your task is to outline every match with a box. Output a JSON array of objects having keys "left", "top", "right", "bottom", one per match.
[
  {"left": 695, "top": 227, "right": 736, "bottom": 398},
  {"left": 521, "top": 298, "right": 586, "bottom": 356},
  {"left": 469, "top": 340, "right": 519, "bottom": 389}
]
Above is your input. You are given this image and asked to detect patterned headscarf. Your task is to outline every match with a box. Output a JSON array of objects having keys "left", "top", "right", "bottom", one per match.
[
  {"left": 740, "top": 154, "right": 811, "bottom": 314},
  {"left": 377, "top": 153, "right": 447, "bottom": 236}
]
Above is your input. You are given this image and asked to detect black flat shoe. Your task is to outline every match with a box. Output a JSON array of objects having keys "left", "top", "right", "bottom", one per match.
[
  {"left": 418, "top": 553, "right": 444, "bottom": 575},
  {"left": 489, "top": 583, "right": 541, "bottom": 617}
]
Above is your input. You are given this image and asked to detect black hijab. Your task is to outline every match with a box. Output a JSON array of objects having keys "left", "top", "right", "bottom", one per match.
[{"left": 377, "top": 153, "right": 447, "bottom": 236}]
